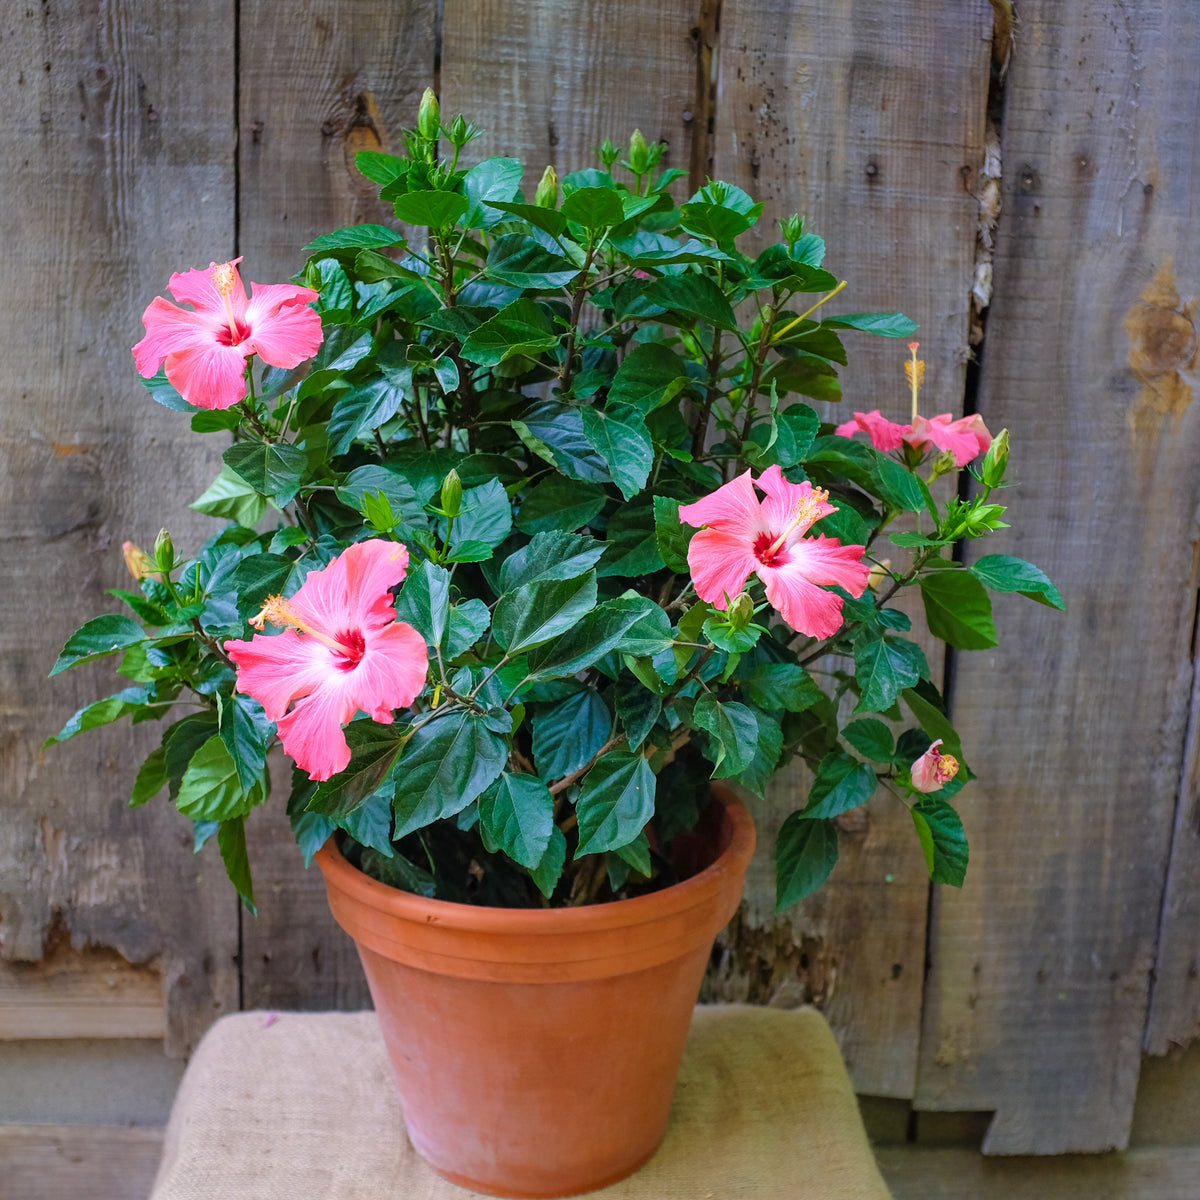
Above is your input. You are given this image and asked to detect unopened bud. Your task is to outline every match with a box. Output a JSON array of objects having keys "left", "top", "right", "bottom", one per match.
[
  {"left": 153, "top": 529, "right": 175, "bottom": 573},
  {"left": 440, "top": 469, "right": 462, "bottom": 518},
  {"left": 596, "top": 138, "right": 619, "bottom": 169},
  {"left": 980, "top": 427, "right": 1010, "bottom": 487},
  {"left": 779, "top": 214, "right": 803, "bottom": 247},
  {"left": 728, "top": 592, "right": 755, "bottom": 630},
  {"left": 628, "top": 129, "right": 649, "bottom": 174},
  {"left": 929, "top": 449, "right": 959, "bottom": 479},
  {"left": 534, "top": 165, "right": 558, "bottom": 209},
  {"left": 417, "top": 87, "right": 440, "bottom": 141},
  {"left": 122, "top": 540, "right": 155, "bottom": 581},
  {"left": 447, "top": 114, "right": 468, "bottom": 147}
]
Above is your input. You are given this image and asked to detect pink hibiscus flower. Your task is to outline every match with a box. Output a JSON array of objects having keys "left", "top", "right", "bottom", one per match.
[
  {"left": 133, "top": 258, "right": 323, "bottom": 410},
  {"left": 225, "top": 539, "right": 428, "bottom": 782},
  {"left": 677, "top": 465, "right": 870, "bottom": 640},
  {"left": 910, "top": 739, "right": 960, "bottom": 793},
  {"left": 835, "top": 410, "right": 991, "bottom": 468}
]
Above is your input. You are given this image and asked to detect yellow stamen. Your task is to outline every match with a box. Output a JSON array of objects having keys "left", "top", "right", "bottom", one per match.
[
  {"left": 905, "top": 341, "right": 925, "bottom": 424},
  {"left": 936, "top": 753, "right": 959, "bottom": 784},
  {"left": 209, "top": 260, "right": 242, "bottom": 344},
  {"left": 250, "top": 593, "right": 347, "bottom": 655},
  {"left": 763, "top": 485, "right": 831, "bottom": 558}
]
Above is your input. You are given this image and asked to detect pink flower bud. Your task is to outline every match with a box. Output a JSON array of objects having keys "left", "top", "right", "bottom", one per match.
[{"left": 911, "top": 739, "right": 959, "bottom": 793}]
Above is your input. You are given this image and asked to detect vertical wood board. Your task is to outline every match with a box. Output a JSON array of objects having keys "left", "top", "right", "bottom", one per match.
[
  {"left": 235, "top": 1, "right": 438, "bottom": 1010},
  {"left": 0, "top": 0, "right": 239, "bottom": 1055},
  {"left": 916, "top": 0, "right": 1200, "bottom": 1153},
  {"left": 707, "top": 0, "right": 993, "bottom": 1099}
]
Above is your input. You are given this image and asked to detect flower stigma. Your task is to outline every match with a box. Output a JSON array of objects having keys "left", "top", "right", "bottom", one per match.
[
  {"left": 250, "top": 593, "right": 364, "bottom": 668},
  {"left": 761, "top": 485, "right": 832, "bottom": 560},
  {"left": 209, "top": 260, "right": 244, "bottom": 345}
]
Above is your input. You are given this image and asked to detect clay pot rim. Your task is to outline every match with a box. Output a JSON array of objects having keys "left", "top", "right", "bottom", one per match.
[{"left": 313, "top": 783, "right": 754, "bottom": 935}]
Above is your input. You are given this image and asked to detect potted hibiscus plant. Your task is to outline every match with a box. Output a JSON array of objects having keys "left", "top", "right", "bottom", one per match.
[{"left": 49, "top": 91, "right": 1060, "bottom": 1197}]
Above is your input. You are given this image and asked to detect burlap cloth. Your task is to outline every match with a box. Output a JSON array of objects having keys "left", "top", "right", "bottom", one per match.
[{"left": 149, "top": 1005, "right": 892, "bottom": 1199}]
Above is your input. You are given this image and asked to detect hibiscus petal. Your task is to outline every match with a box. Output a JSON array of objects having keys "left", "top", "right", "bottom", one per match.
[
  {"left": 225, "top": 629, "right": 335, "bottom": 721},
  {"left": 756, "top": 466, "right": 836, "bottom": 536},
  {"left": 350, "top": 621, "right": 429, "bottom": 718},
  {"left": 835, "top": 410, "right": 910, "bottom": 452},
  {"left": 685, "top": 527, "right": 758, "bottom": 609},
  {"left": 165, "top": 260, "right": 243, "bottom": 315},
  {"left": 911, "top": 413, "right": 991, "bottom": 465},
  {"left": 163, "top": 342, "right": 251, "bottom": 410},
  {"left": 678, "top": 470, "right": 767, "bottom": 536},
  {"left": 341, "top": 540, "right": 411, "bottom": 631},
  {"left": 274, "top": 679, "right": 361, "bottom": 781},
  {"left": 244, "top": 282, "right": 323, "bottom": 368},
  {"left": 758, "top": 535, "right": 870, "bottom": 638},
  {"left": 132, "top": 297, "right": 225, "bottom": 377}
]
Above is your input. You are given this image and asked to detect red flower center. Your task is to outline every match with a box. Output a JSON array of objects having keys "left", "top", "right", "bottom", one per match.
[
  {"left": 753, "top": 531, "right": 789, "bottom": 568},
  {"left": 333, "top": 629, "right": 366, "bottom": 671},
  {"left": 215, "top": 318, "right": 251, "bottom": 347}
]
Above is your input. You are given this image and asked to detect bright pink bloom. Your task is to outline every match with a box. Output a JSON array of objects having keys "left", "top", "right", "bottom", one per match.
[
  {"left": 677, "top": 465, "right": 870, "bottom": 639},
  {"left": 910, "top": 739, "right": 960, "bottom": 793},
  {"left": 224, "top": 539, "right": 428, "bottom": 782},
  {"left": 835, "top": 410, "right": 991, "bottom": 467},
  {"left": 133, "top": 259, "right": 323, "bottom": 410}
]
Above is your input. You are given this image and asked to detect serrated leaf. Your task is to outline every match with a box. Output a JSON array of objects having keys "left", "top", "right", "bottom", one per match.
[
  {"left": 176, "top": 736, "right": 255, "bottom": 821},
  {"left": 530, "top": 824, "right": 568, "bottom": 898},
  {"left": 800, "top": 752, "right": 877, "bottom": 819},
  {"left": 217, "top": 817, "right": 256, "bottom": 913},
  {"left": 460, "top": 298, "right": 558, "bottom": 367},
  {"left": 485, "top": 233, "right": 578, "bottom": 288},
  {"left": 327, "top": 375, "right": 404, "bottom": 456},
  {"left": 394, "top": 559, "right": 451, "bottom": 648},
  {"left": 574, "top": 752, "right": 656, "bottom": 857},
  {"left": 919, "top": 570, "right": 998, "bottom": 650},
  {"left": 776, "top": 812, "right": 838, "bottom": 910},
  {"left": 191, "top": 464, "right": 268, "bottom": 528},
  {"left": 50, "top": 615, "right": 146, "bottom": 676},
  {"left": 303, "top": 223, "right": 404, "bottom": 254},
  {"left": 516, "top": 477, "right": 606, "bottom": 534},
  {"left": 911, "top": 795, "right": 969, "bottom": 886},
  {"left": 580, "top": 404, "right": 653, "bottom": 499},
  {"left": 512, "top": 402, "right": 610, "bottom": 483},
  {"left": 461, "top": 157, "right": 523, "bottom": 229},
  {"left": 306, "top": 722, "right": 406, "bottom": 820},
  {"left": 130, "top": 745, "right": 169, "bottom": 808},
  {"left": 392, "top": 189, "right": 470, "bottom": 229},
  {"left": 448, "top": 478, "right": 512, "bottom": 561},
  {"left": 560, "top": 185, "right": 625, "bottom": 230},
  {"left": 219, "top": 692, "right": 273, "bottom": 792},
  {"left": 493, "top": 572, "right": 598, "bottom": 654},
  {"left": 524, "top": 597, "right": 650, "bottom": 679},
  {"left": 824, "top": 311, "right": 919, "bottom": 337},
  {"left": 841, "top": 717, "right": 896, "bottom": 762},
  {"left": 652, "top": 496, "right": 692, "bottom": 573},
  {"left": 854, "top": 635, "right": 929, "bottom": 713},
  {"left": 608, "top": 343, "right": 690, "bottom": 414},
  {"left": 223, "top": 440, "right": 308, "bottom": 507},
  {"left": 693, "top": 696, "right": 759, "bottom": 776},
  {"left": 970, "top": 554, "right": 1064, "bottom": 609},
  {"left": 479, "top": 773, "right": 554, "bottom": 869},
  {"left": 644, "top": 273, "right": 737, "bottom": 331},
  {"left": 532, "top": 689, "right": 611, "bottom": 780},
  {"left": 45, "top": 686, "right": 150, "bottom": 745},
  {"left": 340, "top": 786, "right": 395, "bottom": 856},
  {"left": 741, "top": 662, "right": 824, "bottom": 712},
  {"left": 499, "top": 531, "right": 606, "bottom": 593}
]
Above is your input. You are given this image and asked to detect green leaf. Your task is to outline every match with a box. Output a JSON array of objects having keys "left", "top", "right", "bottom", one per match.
[
  {"left": 580, "top": 404, "right": 653, "bottom": 499},
  {"left": 391, "top": 712, "right": 508, "bottom": 839},
  {"left": 443, "top": 599, "right": 490, "bottom": 659},
  {"left": 525, "top": 596, "right": 653, "bottom": 679},
  {"left": 738, "top": 707, "right": 783, "bottom": 799},
  {"left": 290, "top": 809, "right": 337, "bottom": 867},
  {"left": 327, "top": 376, "right": 404, "bottom": 456},
  {"left": 512, "top": 402, "right": 610, "bottom": 483},
  {"left": 499, "top": 531, "right": 606, "bottom": 592},
  {"left": 461, "top": 157, "right": 523, "bottom": 228},
  {"left": 560, "top": 185, "right": 626, "bottom": 230},
  {"left": 50, "top": 615, "right": 145, "bottom": 676},
  {"left": 479, "top": 773, "right": 554, "bottom": 869},
  {"left": 911, "top": 795, "right": 969, "bottom": 886},
  {"left": 842, "top": 718, "right": 896, "bottom": 763},
  {"left": 762, "top": 352, "right": 841, "bottom": 402},
  {"left": 311, "top": 325, "right": 372, "bottom": 373},
  {"left": 970, "top": 554, "right": 1064, "bottom": 609},
  {"left": 613, "top": 681, "right": 661, "bottom": 752},
  {"left": 741, "top": 662, "right": 824, "bottom": 712},
  {"left": 801, "top": 752, "right": 877, "bottom": 819},
  {"left": 919, "top": 570, "right": 998, "bottom": 650},
  {"left": 219, "top": 693, "right": 272, "bottom": 792},
  {"left": 391, "top": 189, "right": 470, "bottom": 229},
  {"left": 597, "top": 503, "right": 665, "bottom": 577},
  {"left": 487, "top": 199, "right": 568, "bottom": 239},
  {"left": 693, "top": 696, "right": 759, "bottom": 776},
  {"left": 163, "top": 713, "right": 220, "bottom": 801},
  {"left": 460, "top": 298, "right": 558, "bottom": 367},
  {"left": 191, "top": 465, "right": 268, "bottom": 528},
  {"left": 516, "top": 477, "right": 607, "bottom": 534},
  {"left": 355, "top": 150, "right": 406, "bottom": 185},
  {"left": 652, "top": 496, "right": 692, "bottom": 573},
  {"left": 130, "top": 746, "right": 169, "bottom": 808},
  {"left": 448, "top": 478, "right": 512, "bottom": 561},
  {"left": 854, "top": 635, "right": 929, "bottom": 713},
  {"left": 223, "top": 440, "right": 308, "bottom": 507},
  {"left": 230, "top": 553, "right": 299, "bottom": 623},
  {"left": 45, "top": 686, "right": 150, "bottom": 744},
  {"left": 902, "top": 683, "right": 967, "bottom": 765},
  {"left": 873, "top": 453, "right": 934, "bottom": 515},
  {"left": 493, "top": 573, "right": 598, "bottom": 654},
  {"left": 776, "top": 812, "right": 838, "bottom": 909},
  {"left": 337, "top": 465, "right": 425, "bottom": 526},
  {"left": 142, "top": 366, "right": 196, "bottom": 412},
  {"left": 485, "top": 234, "right": 578, "bottom": 288},
  {"left": 306, "top": 722, "right": 406, "bottom": 820},
  {"left": 530, "top": 824, "right": 568, "bottom": 898},
  {"left": 394, "top": 559, "right": 451, "bottom": 648},
  {"left": 532, "top": 689, "right": 611, "bottom": 779},
  {"left": 340, "top": 787, "right": 395, "bottom": 856},
  {"left": 824, "top": 311, "right": 919, "bottom": 338},
  {"left": 217, "top": 817, "right": 256, "bottom": 913},
  {"left": 303, "top": 223, "right": 404, "bottom": 254},
  {"left": 574, "top": 752, "right": 657, "bottom": 856},
  {"left": 644, "top": 273, "right": 737, "bottom": 331},
  {"left": 176, "top": 736, "right": 255, "bottom": 821},
  {"left": 607, "top": 343, "right": 690, "bottom": 413}
]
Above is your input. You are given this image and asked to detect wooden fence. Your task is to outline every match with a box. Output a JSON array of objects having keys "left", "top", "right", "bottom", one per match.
[{"left": 2, "top": 0, "right": 1197, "bottom": 1156}]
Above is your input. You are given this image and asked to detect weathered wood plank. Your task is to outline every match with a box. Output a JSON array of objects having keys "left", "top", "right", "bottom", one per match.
[
  {"left": 0, "top": 944, "right": 163, "bottom": 1040},
  {"left": 235, "top": 2, "right": 437, "bottom": 1010},
  {"left": 0, "top": 0, "right": 239, "bottom": 1055},
  {"left": 706, "top": 0, "right": 993, "bottom": 1099},
  {"left": 916, "top": 0, "right": 1200, "bottom": 1152},
  {"left": 878, "top": 1146, "right": 1200, "bottom": 1200},
  {"left": 0, "top": 1125, "right": 164, "bottom": 1200},
  {"left": 440, "top": 0, "right": 702, "bottom": 180}
]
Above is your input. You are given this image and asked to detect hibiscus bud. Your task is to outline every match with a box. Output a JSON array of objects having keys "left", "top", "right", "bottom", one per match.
[
  {"left": 446, "top": 114, "right": 470, "bottom": 147},
  {"left": 778, "top": 214, "right": 803, "bottom": 249},
  {"left": 417, "top": 87, "right": 440, "bottom": 141},
  {"left": 596, "top": 138, "right": 619, "bottom": 169},
  {"left": 153, "top": 529, "right": 175, "bottom": 573},
  {"left": 534, "top": 165, "right": 558, "bottom": 209},
  {"left": 980, "top": 427, "right": 1010, "bottom": 487},
  {"left": 122, "top": 540, "right": 156, "bottom": 581},
  {"left": 727, "top": 591, "right": 755, "bottom": 631},
  {"left": 929, "top": 449, "right": 959, "bottom": 479},
  {"left": 628, "top": 129, "right": 650, "bottom": 174},
  {"left": 440, "top": 469, "right": 462, "bottom": 519},
  {"left": 911, "top": 739, "right": 959, "bottom": 793}
]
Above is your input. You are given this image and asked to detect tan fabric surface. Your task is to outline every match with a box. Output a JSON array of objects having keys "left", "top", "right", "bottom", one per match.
[{"left": 150, "top": 1005, "right": 893, "bottom": 1200}]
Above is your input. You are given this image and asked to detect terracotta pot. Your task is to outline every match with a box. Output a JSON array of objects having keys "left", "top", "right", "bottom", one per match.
[{"left": 314, "top": 784, "right": 755, "bottom": 1198}]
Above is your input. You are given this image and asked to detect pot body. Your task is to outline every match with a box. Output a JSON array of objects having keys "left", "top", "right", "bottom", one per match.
[{"left": 314, "top": 785, "right": 754, "bottom": 1199}]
